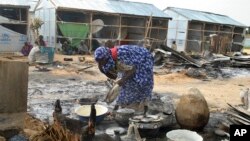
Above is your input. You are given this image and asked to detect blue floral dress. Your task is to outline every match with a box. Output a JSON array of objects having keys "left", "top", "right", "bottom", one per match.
[{"left": 94, "top": 45, "right": 154, "bottom": 105}]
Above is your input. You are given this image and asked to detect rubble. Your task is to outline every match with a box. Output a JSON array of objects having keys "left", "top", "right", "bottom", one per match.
[
  {"left": 185, "top": 67, "right": 207, "bottom": 79},
  {"left": 160, "top": 45, "right": 205, "bottom": 67},
  {"left": 227, "top": 103, "right": 250, "bottom": 125},
  {"left": 1, "top": 50, "right": 248, "bottom": 141}
]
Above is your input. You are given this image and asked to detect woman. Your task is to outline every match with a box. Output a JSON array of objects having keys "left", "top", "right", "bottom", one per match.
[
  {"left": 21, "top": 42, "right": 33, "bottom": 56},
  {"left": 38, "top": 35, "right": 46, "bottom": 47},
  {"left": 94, "top": 45, "right": 154, "bottom": 107}
]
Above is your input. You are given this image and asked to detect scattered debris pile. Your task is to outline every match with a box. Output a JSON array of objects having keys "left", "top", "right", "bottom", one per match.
[
  {"left": 30, "top": 123, "right": 79, "bottom": 141},
  {"left": 153, "top": 45, "right": 250, "bottom": 80},
  {"left": 159, "top": 45, "right": 205, "bottom": 67},
  {"left": 154, "top": 45, "right": 250, "bottom": 68},
  {"left": 227, "top": 87, "right": 250, "bottom": 125},
  {"left": 227, "top": 103, "right": 250, "bottom": 125},
  {"left": 231, "top": 54, "right": 250, "bottom": 67}
]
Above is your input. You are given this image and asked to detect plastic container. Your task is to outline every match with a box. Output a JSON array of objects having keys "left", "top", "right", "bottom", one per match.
[
  {"left": 40, "top": 46, "right": 55, "bottom": 63},
  {"left": 166, "top": 129, "right": 203, "bottom": 141}
]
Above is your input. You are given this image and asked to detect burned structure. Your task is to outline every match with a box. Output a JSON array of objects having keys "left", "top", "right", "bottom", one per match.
[
  {"left": 0, "top": 0, "right": 29, "bottom": 52},
  {"left": 34, "top": 0, "right": 171, "bottom": 50},
  {"left": 164, "top": 7, "right": 247, "bottom": 54}
]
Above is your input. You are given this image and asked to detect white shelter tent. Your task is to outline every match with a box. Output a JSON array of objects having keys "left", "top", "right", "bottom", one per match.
[{"left": 0, "top": 0, "right": 30, "bottom": 52}]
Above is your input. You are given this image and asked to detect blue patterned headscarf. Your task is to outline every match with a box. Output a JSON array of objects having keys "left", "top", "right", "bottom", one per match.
[
  {"left": 94, "top": 47, "right": 110, "bottom": 61},
  {"left": 94, "top": 47, "right": 115, "bottom": 73}
]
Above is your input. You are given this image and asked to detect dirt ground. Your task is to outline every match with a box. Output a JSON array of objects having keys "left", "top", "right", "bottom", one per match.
[
  {"left": 154, "top": 72, "right": 250, "bottom": 111},
  {"left": 2, "top": 53, "right": 249, "bottom": 140},
  {"left": 243, "top": 48, "right": 250, "bottom": 54},
  {"left": 52, "top": 54, "right": 250, "bottom": 112}
]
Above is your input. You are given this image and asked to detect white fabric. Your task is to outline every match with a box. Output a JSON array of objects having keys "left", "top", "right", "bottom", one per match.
[{"left": 28, "top": 46, "right": 40, "bottom": 63}]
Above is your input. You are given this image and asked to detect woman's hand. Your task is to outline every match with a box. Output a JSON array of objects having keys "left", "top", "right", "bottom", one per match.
[
  {"left": 115, "top": 79, "right": 125, "bottom": 86},
  {"left": 115, "top": 66, "right": 135, "bottom": 86}
]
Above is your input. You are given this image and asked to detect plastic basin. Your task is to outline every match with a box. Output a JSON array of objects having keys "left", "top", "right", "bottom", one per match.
[
  {"left": 166, "top": 129, "right": 203, "bottom": 141},
  {"left": 75, "top": 104, "right": 108, "bottom": 123}
]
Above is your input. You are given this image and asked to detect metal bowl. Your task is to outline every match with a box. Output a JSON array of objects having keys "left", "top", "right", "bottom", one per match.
[{"left": 75, "top": 104, "right": 108, "bottom": 123}]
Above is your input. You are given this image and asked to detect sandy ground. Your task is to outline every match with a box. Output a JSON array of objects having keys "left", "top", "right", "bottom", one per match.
[
  {"left": 42, "top": 54, "right": 250, "bottom": 112},
  {"left": 154, "top": 72, "right": 250, "bottom": 111},
  {"left": 243, "top": 48, "right": 250, "bottom": 54},
  {"left": 2, "top": 53, "right": 249, "bottom": 140}
]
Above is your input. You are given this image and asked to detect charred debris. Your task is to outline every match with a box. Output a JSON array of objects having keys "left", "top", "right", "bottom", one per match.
[{"left": 153, "top": 45, "right": 250, "bottom": 79}]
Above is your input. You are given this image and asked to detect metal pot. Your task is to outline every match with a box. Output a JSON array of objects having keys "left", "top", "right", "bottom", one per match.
[
  {"left": 129, "top": 114, "right": 164, "bottom": 138},
  {"left": 77, "top": 97, "right": 98, "bottom": 105},
  {"left": 114, "top": 108, "right": 135, "bottom": 127}
]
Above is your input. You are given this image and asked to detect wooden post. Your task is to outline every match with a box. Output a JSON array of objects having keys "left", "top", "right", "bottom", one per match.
[
  {"left": 201, "top": 23, "right": 205, "bottom": 53},
  {"left": 230, "top": 26, "right": 235, "bottom": 53},
  {"left": 0, "top": 58, "right": 28, "bottom": 130},
  {"left": 119, "top": 15, "right": 122, "bottom": 45},
  {"left": 184, "top": 21, "right": 190, "bottom": 52},
  {"left": 89, "top": 12, "right": 93, "bottom": 53}
]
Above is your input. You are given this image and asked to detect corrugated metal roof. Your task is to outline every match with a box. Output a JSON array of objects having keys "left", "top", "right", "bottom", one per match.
[
  {"left": 49, "top": 0, "right": 170, "bottom": 18},
  {"left": 0, "top": 0, "right": 30, "bottom": 8},
  {"left": 165, "top": 7, "right": 246, "bottom": 27}
]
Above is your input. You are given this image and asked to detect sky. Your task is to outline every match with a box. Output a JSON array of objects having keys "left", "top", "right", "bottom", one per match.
[{"left": 128, "top": 0, "right": 250, "bottom": 26}]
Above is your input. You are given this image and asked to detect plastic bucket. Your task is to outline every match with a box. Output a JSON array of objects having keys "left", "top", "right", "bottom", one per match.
[{"left": 40, "top": 46, "right": 55, "bottom": 63}]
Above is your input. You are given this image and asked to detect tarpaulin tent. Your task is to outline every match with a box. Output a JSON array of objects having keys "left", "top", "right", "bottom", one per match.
[
  {"left": 0, "top": 25, "right": 27, "bottom": 52},
  {"left": 57, "top": 23, "right": 89, "bottom": 48}
]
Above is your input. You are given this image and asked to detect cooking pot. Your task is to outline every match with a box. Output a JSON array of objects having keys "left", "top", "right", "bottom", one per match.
[
  {"left": 77, "top": 97, "right": 98, "bottom": 105},
  {"left": 114, "top": 108, "right": 135, "bottom": 126},
  {"left": 129, "top": 106, "right": 164, "bottom": 138},
  {"left": 75, "top": 104, "right": 108, "bottom": 123}
]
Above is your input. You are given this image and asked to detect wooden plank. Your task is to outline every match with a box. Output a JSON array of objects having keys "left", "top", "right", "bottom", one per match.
[
  {"left": 227, "top": 111, "right": 250, "bottom": 123},
  {"left": 228, "top": 117, "right": 241, "bottom": 125},
  {"left": 227, "top": 103, "right": 250, "bottom": 117},
  {"left": 232, "top": 117, "right": 250, "bottom": 125},
  {"left": 77, "top": 65, "right": 93, "bottom": 72},
  {"left": 160, "top": 45, "right": 204, "bottom": 67}
]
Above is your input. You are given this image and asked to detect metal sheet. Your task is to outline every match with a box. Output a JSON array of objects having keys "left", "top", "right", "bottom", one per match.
[
  {"left": 50, "top": 0, "right": 170, "bottom": 18},
  {"left": 0, "top": 0, "right": 30, "bottom": 8},
  {"left": 165, "top": 7, "right": 246, "bottom": 27},
  {"left": 244, "top": 38, "right": 250, "bottom": 47}
]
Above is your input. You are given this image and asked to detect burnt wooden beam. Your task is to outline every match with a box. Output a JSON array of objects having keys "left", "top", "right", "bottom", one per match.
[
  {"left": 53, "top": 100, "right": 86, "bottom": 134},
  {"left": 160, "top": 45, "right": 204, "bottom": 67}
]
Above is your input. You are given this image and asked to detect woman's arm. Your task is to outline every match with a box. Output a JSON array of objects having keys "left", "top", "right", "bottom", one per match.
[
  {"left": 98, "top": 64, "right": 117, "bottom": 79},
  {"left": 116, "top": 66, "right": 136, "bottom": 86}
]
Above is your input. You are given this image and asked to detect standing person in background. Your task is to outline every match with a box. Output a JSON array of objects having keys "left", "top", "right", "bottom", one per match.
[
  {"left": 171, "top": 41, "right": 177, "bottom": 51},
  {"left": 94, "top": 45, "right": 154, "bottom": 110},
  {"left": 62, "top": 40, "right": 73, "bottom": 55},
  {"left": 78, "top": 40, "right": 89, "bottom": 55},
  {"left": 38, "top": 35, "right": 46, "bottom": 47}
]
